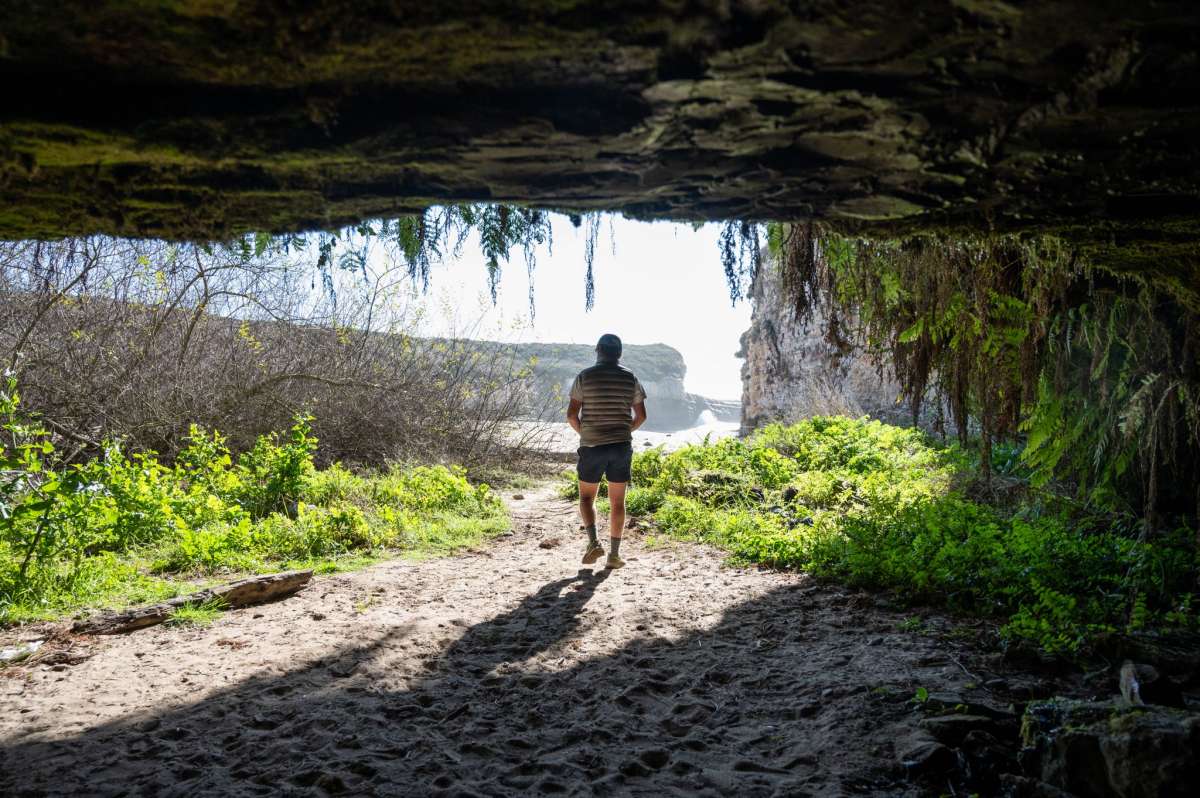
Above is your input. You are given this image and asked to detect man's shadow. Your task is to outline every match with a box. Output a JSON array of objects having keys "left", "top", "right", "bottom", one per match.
[{"left": 434, "top": 568, "right": 611, "bottom": 679}]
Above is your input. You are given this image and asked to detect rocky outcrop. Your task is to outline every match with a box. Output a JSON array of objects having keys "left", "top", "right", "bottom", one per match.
[
  {"left": 1017, "top": 699, "right": 1200, "bottom": 798},
  {"left": 737, "top": 258, "right": 910, "bottom": 435},
  {"left": 501, "top": 341, "right": 739, "bottom": 432},
  {"left": 1, "top": 2, "right": 1198, "bottom": 288}
]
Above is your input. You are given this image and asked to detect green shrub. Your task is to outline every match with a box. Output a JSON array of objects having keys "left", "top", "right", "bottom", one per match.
[
  {"left": 304, "top": 462, "right": 365, "bottom": 505},
  {"left": 637, "top": 416, "right": 1198, "bottom": 656},
  {"left": 373, "top": 464, "right": 493, "bottom": 514},
  {"left": 631, "top": 446, "right": 665, "bottom": 483},
  {"left": 674, "top": 469, "right": 759, "bottom": 507},
  {"left": 152, "top": 520, "right": 259, "bottom": 573},
  {"left": 176, "top": 426, "right": 240, "bottom": 498},
  {"left": 0, "top": 387, "right": 507, "bottom": 623},
  {"left": 625, "top": 486, "right": 665, "bottom": 516},
  {"left": 233, "top": 416, "right": 318, "bottom": 518}
]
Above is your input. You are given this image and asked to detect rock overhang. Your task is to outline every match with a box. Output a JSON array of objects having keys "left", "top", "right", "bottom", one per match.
[{"left": 0, "top": 0, "right": 1197, "bottom": 284}]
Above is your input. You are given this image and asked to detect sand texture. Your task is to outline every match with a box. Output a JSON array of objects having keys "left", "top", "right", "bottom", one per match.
[{"left": 2, "top": 485, "right": 1050, "bottom": 796}]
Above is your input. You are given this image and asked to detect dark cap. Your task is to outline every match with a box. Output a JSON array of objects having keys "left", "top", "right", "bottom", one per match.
[{"left": 596, "top": 333, "right": 622, "bottom": 360}]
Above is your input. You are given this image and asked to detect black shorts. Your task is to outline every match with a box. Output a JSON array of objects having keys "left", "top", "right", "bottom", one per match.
[{"left": 577, "top": 442, "right": 633, "bottom": 484}]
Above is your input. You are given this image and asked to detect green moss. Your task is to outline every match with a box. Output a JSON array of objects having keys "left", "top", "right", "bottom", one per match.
[
  {"left": 0, "top": 0, "right": 1196, "bottom": 305},
  {"left": 8, "top": 124, "right": 202, "bottom": 170}
]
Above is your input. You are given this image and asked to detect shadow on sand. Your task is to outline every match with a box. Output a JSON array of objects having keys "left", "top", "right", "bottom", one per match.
[{"left": 2, "top": 572, "right": 977, "bottom": 797}]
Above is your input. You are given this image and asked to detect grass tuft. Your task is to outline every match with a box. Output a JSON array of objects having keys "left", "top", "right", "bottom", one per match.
[{"left": 165, "top": 597, "right": 227, "bottom": 628}]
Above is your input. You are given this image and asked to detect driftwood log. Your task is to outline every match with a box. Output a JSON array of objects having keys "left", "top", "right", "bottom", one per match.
[{"left": 73, "top": 569, "right": 313, "bottom": 635}]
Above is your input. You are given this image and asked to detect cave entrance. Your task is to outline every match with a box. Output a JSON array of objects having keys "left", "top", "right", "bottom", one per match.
[{"left": 408, "top": 214, "right": 752, "bottom": 452}]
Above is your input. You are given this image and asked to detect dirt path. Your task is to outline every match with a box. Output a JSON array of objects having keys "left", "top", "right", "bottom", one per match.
[{"left": 2, "top": 485, "right": 1049, "bottom": 796}]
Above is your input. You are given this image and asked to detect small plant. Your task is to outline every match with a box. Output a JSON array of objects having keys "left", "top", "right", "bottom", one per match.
[
  {"left": 354, "top": 594, "right": 379, "bottom": 614},
  {"left": 898, "top": 617, "right": 926, "bottom": 634},
  {"left": 233, "top": 416, "right": 318, "bottom": 518},
  {"left": 165, "top": 597, "right": 226, "bottom": 627}
]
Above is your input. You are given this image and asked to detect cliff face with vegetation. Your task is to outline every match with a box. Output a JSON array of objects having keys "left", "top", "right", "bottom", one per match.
[
  {"left": 1, "top": 1, "right": 1198, "bottom": 294},
  {"left": 506, "top": 341, "right": 739, "bottom": 431},
  {"left": 738, "top": 259, "right": 907, "bottom": 434}
]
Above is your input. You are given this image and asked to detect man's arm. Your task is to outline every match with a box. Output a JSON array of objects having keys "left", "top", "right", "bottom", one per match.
[
  {"left": 629, "top": 378, "right": 648, "bottom": 432},
  {"left": 567, "top": 398, "right": 583, "bottom": 434},
  {"left": 630, "top": 401, "right": 647, "bottom": 432}
]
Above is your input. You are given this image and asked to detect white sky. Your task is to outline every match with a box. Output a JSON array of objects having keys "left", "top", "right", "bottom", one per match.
[{"left": 413, "top": 216, "right": 752, "bottom": 400}]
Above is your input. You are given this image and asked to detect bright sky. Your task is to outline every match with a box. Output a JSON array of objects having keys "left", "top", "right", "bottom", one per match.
[{"left": 414, "top": 216, "right": 752, "bottom": 400}]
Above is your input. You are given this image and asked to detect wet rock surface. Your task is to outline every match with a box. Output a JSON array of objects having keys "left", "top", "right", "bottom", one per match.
[
  {"left": 0, "top": 1, "right": 1197, "bottom": 283},
  {"left": 919, "top": 713, "right": 998, "bottom": 744},
  {"left": 897, "top": 734, "right": 958, "bottom": 776}
]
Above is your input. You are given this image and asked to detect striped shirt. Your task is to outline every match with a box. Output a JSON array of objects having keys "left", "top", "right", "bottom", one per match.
[{"left": 569, "top": 362, "right": 647, "bottom": 447}]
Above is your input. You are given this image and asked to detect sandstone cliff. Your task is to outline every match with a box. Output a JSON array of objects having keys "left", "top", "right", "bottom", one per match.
[{"left": 738, "top": 261, "right": 909, "bottom": 435}]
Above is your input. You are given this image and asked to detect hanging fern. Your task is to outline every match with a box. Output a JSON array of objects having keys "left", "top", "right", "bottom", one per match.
[
  {"left": 772, "top": 224, "right": 1200, "bottom": 527},
  {"left": 283, "top": 206, "right": 771, "bottom": 320},
  {"left": 516, "top": 208, "right": 552, "bottom": 321},
  {"left": 583, "top": 212, "right": 601, "bottom": 311},
  {"left": 719, "top": 220, "right": 764, "bottom": 305}
]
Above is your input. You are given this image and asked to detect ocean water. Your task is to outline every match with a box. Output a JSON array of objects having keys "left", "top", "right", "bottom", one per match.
[{"left": 510, "top": 409, "right": 740, "bottom": 455}]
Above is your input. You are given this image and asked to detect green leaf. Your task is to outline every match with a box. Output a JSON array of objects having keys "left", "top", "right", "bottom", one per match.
[{"left": 898, "top": 319, "right": 924, "bottom": 343}]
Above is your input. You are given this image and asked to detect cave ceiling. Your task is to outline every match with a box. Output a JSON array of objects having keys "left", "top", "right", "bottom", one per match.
[{"left": 1, "top": 1, "right": 1198, "bottom": 283}]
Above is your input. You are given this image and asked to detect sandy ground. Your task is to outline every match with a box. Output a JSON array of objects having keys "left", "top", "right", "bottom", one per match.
[{"left": 1, "top": 485, "right": 1054, "bottom": 797}]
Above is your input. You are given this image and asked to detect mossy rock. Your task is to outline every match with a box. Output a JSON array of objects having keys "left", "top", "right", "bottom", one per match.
[
  {"left": 1021, "top": 698, "right": 1200, "bottom": 798},
  {"left": 0, "top": 0, "right": 1199, "bottom": 292}
]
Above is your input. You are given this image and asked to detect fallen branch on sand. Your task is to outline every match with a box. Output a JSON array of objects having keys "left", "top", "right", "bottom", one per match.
[{"left": 72, "top": 570, "right": 314, "bottom": 635}]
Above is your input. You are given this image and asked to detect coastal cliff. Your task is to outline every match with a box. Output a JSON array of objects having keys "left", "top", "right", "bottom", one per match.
[
  {"left": 738, "top": 261, "right": 908, "bottom": 435},
  {"left": 506, "top": 342, "right": 740, "bottom": 432}
]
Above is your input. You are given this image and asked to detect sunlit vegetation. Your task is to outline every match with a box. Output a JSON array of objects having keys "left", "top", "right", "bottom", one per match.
[
  {"left": 4, "top": 205, "right": 1198, "bottom": 657},
  {"left": 565, "top": 417, "right": 1197, "bottom": 656},
  {"left": 164, "top": 598, "right": 226, "bottom": 628},
  {"left": 0, "top": 229, "right": 551, "bottom": 471},
  {"left": 0, "top": 382, "right": 506, "bottom": 624},
  {"left": 770, "top": 225, "right": 1200, "bottom": 530}
]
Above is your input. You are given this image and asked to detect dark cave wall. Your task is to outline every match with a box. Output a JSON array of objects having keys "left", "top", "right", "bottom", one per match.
[{"left": 0, "top": 1, "right": 1197, "bottom": 290}]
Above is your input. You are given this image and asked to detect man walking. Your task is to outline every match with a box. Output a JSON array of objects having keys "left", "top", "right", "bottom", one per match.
[{"left": 567, "top": 333, "right": 647, "bottom": 569}]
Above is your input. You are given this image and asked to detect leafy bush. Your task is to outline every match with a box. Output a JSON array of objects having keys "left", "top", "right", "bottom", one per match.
[
  {"left": 232, "top": 416, "right": 318, "bottom": 518},
  {"left": 625, "top": 486, "right": 665, "bottom": 516},
  {"left": 0, "top": 388, "right": 507, "bottom": 623},
  {"left": 629, "top": 416, "right": 1197, "bottom": 656}
]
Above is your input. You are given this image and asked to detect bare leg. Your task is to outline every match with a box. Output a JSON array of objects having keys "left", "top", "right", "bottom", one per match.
[
  {"left": 578, "top": 481, "right": 599, "bottom": 529},
  {"left": 607, "top": 481, "right": 627, "bottom": 540},
  {"left": 578, "top": 481, "right": 604, "bottom": 563}
]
